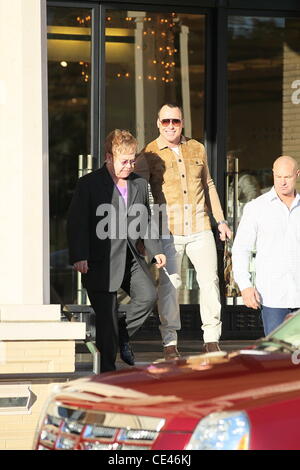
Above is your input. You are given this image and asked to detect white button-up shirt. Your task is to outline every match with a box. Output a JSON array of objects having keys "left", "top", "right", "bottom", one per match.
[{"left": 232, "top": 187, "right": 300, "bottom": 308}]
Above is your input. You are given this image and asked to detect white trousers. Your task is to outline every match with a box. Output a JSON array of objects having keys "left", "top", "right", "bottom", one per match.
[{"left": 158, "top": 230, "right": 222, "bottom": 345}]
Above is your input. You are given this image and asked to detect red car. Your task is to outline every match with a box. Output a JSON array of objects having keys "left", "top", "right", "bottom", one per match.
[{"left": 34, "top": 312, "right": 300, "bottom": 450}]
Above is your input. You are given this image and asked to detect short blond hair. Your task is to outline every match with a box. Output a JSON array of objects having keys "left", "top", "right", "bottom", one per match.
[{"left": 105, "top": 129, "right": 137, "bottom": 157}]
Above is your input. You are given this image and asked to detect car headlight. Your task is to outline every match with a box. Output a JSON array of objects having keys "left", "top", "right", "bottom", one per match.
[{"left": 186, "top": 411, "right": 250, "bottom": 450}]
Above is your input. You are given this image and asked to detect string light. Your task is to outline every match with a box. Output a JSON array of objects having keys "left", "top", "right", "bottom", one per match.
[
  {"left": 76, "top": 15, "right": 91, "bottom": 25},
  {"left": 100, "top": 12, "right": 178, "bottom": 85},
  {"left": 115, "top": 72, "right": 131, "bottom": 79},
  {"left": 79, "top": 61, "right": 90, "bottom": 82},
  {"left": 74, "top": 15, "right": 91, "bottom": 82},
  {"left": 110, "top": 12, "right": 178, "bottom": 85}
]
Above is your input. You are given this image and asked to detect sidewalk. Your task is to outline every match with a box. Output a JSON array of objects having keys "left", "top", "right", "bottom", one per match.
[
  {"left": 76, "top": 338, "right": 257, "bottom": 373},
  {"left": 121, "top": 338, "right": 256, "bottom": 364}
]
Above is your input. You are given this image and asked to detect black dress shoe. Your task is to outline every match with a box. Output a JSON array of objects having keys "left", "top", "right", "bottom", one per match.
[{"left": 120, "top": 342, "right": 135, "bottom": 366}]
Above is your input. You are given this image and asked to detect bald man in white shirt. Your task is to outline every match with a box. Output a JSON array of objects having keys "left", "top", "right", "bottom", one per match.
[{"left": 232, "top": 156, "right": 300, "bottom": 335}]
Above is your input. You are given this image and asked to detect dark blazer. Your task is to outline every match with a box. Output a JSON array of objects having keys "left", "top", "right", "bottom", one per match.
[{"left": 67, "top": 164, "right": 162, "bottom": 292}]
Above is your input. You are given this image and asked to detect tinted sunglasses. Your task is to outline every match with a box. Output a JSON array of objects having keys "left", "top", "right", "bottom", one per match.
[
  {"left": 119, "top": 159, "right": 136, "bottom": 167},
  {"left": 160, "top": 118, "right": 182, "bottom": 127}
]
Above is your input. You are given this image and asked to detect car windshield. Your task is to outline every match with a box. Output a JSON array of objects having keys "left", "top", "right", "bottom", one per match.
[{"left": 256, "top": 310, "right": 300, "bottom": 353}]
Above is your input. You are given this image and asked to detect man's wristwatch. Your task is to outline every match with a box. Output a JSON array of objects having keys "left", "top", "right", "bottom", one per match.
[{"left": 217, "top": 220, "right": 228, "bottom": 225}]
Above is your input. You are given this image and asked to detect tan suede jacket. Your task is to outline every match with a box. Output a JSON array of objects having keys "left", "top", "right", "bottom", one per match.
[{"left": 135, "top": 136, "right": 225, "bottom": 236}]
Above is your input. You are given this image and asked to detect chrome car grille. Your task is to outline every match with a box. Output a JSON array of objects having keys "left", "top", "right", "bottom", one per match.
[{"left": 37, "top": 401, "right": 165, "bottom": 450}]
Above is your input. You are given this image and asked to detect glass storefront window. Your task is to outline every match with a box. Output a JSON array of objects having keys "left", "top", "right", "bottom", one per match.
[
  {"left": 225, "top": 16, "right": 300, "bottom": 304},
  {"left": 47, "top": 6, "right": 205, "bottom": 306},
  {"left": 105, "top": 11, "right": 205, "bottom": 304},
  {"left": 105, "top": 11, "right": 205, "bottom": 148},
  {"left": 47, "top": 6, "right": 92, "bottom": 305}
]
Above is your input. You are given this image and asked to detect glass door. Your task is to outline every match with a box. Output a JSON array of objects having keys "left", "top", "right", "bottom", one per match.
[
  {"left": 225, "top": 15, "right": 300, "bottom": 306},
  {"left": 47, "top": 5, "right": 93, "bottom": 305},
  {"left": 47, "top": 4, "right": 206, "bottom": 307},
  {"left": 104, "top": 11, "right": 205, "bottom": 146},
  {"left": 104, "top": 9, "right": 206, "bottom": 305}
]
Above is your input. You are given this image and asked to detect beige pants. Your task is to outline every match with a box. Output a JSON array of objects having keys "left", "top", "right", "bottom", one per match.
[{"left": 158, "top": 230, "right": 222, "bottom": 345}]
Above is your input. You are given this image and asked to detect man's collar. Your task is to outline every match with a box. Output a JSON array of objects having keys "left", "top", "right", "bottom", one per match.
[
  {"left": 267, "top": 186, "right": 279, "bottom": 201},
  {"left": 267, "top": 186, "right": 300, "bottom": 205},
  {"left": 156, "top": 135, "right": 187, "bottom": 150}
]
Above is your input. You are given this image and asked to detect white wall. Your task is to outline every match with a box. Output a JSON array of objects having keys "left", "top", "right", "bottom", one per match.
[{"left": 0, "top": 0, "right": 50, "bottom": 305}]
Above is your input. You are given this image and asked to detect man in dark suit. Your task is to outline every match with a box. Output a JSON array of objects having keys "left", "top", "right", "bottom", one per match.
[{"left": 67, "top": 129, "right": 166, "bottom": 373}]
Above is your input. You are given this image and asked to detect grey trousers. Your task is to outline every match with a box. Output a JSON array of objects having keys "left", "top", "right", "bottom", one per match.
[{"left": 87, "top": 250, "right": 157, "bottom": 372}]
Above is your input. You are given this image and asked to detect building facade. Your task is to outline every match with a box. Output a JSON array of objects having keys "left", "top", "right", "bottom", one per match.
[
  {"left": 46, "top": 0, "right": 300, "bottom": 338},
  {"left": 2, "top": 0, "right": 300, "bottom": 342},
  {"left": 0, "top": 2, "right": 299, "bottom": 448}
]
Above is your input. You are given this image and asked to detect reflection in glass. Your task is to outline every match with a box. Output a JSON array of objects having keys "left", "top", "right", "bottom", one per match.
[
  {"left": 47, "top": 6, "right": 92, "bottom": 304},
  {"left": 226, "top": 16, "right": 300, "bottom": 304}
]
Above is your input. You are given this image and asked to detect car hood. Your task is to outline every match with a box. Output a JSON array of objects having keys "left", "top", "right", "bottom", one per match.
[{"left": 54, "top": 350, "right": 300, "bottom": 428}]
